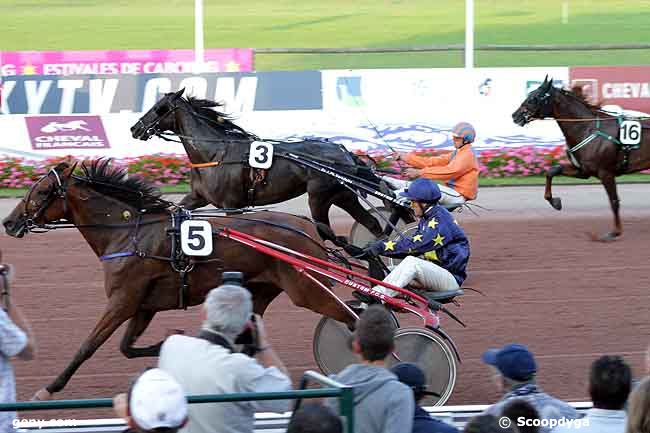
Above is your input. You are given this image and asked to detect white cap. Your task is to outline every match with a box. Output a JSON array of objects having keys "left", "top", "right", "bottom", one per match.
[{"left": 129, "top": 368, "right": 188, "bottom": 430}]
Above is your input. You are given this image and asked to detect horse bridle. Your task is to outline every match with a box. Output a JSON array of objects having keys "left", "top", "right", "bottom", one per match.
[
  {"left": 21, "top": 168, "right": 70, "bottom": 232},
  {"left": 133, "top": 99, "right": 180, "bottom": 141}
]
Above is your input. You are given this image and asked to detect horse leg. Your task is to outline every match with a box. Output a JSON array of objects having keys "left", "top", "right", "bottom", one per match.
[
  {"left": 596, "top": 171, "right": 622, "bottom": 241},
  {"left": 275, "top": 268, "right": 356, "bottom": 328},
  {"left": 34, "top": 296, "right": 134, "bottom": 399},
  {"left": 544, "top": 164, "right": 589, "bottom": 210},
  {"left": 119, "top": 310, "right": 162, "bottom": 359},
  {"left": 332, "top": 190, "right": 383, "bottom": 238},
  {"left": 308, "top": 192, "right": 334, "bottom": 230}
]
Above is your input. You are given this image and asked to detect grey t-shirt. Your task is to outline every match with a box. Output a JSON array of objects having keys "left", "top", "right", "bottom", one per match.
[{"left": 0, "top": 309, "right": 28, "bottom": 433}]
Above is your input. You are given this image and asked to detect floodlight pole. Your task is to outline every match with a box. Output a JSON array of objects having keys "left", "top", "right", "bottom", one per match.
[
  {"left": 465, "top": 0, "right": 474, "bottom": 69},
  {"left": 194, "top": 0, "right": 205, "bottom": 73}
]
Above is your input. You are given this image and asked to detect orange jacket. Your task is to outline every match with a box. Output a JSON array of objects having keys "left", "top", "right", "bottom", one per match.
[{"left": 404, "top": 145, "right": 479, "bottom": 200}]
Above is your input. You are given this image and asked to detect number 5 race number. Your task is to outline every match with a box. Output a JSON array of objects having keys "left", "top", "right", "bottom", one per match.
[
  {"left": 619, "top": 120, "right": 642, "bottom": 146},
  {"left": 180, "top": 220, "right": 213, "bottom": 256},
  {"left": 249, "top": 141, "right": 274, "bottom": 169}
]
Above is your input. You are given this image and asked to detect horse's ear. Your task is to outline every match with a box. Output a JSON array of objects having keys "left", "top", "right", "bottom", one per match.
[
  {"left": 542, "top": 75, "right": 548, "bottom": 84},
  {"left": 174, "top": 88, "right": 185, "bottom": 99}
]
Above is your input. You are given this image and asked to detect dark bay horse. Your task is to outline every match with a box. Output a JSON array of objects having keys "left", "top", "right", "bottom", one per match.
[
  {"left": 2, "top": 159, "right": 355, "bottom": 399},
  {"left": 130, "top": 88, "right": 389, "bottom": 238},
  {"left": 512, "top": 76, "right": 650, "bottom": 241}
]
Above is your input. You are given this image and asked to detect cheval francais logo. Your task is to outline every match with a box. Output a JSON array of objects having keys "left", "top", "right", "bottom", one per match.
[{"left": 25, "top": 116, "right": 110, "bottom": 150}]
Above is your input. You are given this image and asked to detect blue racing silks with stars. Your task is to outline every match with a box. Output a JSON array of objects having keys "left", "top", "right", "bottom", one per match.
[{"left": 367, "top": 205, "right": 470, "bottom": 286}]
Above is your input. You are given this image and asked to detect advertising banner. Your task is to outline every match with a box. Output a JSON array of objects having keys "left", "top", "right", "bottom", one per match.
[
  {"left": 570, "top": 66, "right": 650, "bottom": 114},
  {"left": 0, "top": 67, "right": 576, "bottom": 159},
  {"left": 0, "top": 71, "right": 323, "bottom": 115},
  {"left": 24, "top": 115, "right": 109, "bottom": 150},
  {"left": 319, "top": 67, "right": 569, "bottom": 153},
  {"left": 0, "top": 48, "right": 253, "bottom": 77}
]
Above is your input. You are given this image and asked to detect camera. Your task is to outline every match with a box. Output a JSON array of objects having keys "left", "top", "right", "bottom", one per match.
[
  {"left": 222, "top": 271, "right": 245, "bottom": 286},
  {"left": 221, "top": 271, "right": 260, "bottom": 353}
]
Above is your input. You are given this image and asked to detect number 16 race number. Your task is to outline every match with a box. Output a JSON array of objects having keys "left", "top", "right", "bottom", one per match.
[
  {"left": 180, "top": 220, "right": 213, "bottom": 256},
  {"left": 620, "top": 120, "right": 642, "bottom": 145}
]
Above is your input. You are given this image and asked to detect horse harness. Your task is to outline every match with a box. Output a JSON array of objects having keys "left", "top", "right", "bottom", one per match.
[{"left": 567, "top": 114, "right": 645, "bottom": 174}]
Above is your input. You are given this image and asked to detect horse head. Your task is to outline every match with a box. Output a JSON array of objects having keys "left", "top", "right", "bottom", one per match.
[
  {"left": 131, "top": 88, "right": 185, "bottom": 140},
  {"left": 512, "top": 75, "right": 557, "bottom": 126},
  {"left": 3, "top": 161, "right": 77, "bottom": 238}
]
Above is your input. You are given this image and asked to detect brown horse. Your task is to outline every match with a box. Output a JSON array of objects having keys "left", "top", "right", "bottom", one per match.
[
  {"left": 512, "top": 76, "right": 650, "bottom": 241},
  {"left": 2, "top": 159, "right": 355, "bottom": 400}
]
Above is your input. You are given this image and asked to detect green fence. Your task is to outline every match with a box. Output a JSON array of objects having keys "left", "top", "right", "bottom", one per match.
[{"left": 0, "top": 370, "right": 355, "bottom": 433}]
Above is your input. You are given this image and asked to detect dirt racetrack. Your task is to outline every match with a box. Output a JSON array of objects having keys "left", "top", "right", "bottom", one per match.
[{"left": 2, "top": 191, "right": 650, "bottom": 420}]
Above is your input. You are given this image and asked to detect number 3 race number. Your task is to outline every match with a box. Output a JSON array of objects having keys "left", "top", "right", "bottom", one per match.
[
  {"left": 180, "top": 220, "right": 213, "bottom": 256},
  {"left": 249, "top": 141, "right": 274, "bottom": 169},
  {"left": 619, "top": 120, "right": 642, "bottom": 146}
]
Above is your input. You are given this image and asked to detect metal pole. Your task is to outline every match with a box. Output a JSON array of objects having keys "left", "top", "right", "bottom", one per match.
[
  {"left": 340, "top": 386, "right": 355, "bottom": 433},
  {"left": 194, "top": 0, "right": 205, "bottom": 73},
  {"left": 465, "top": 0, "right": 474, "bottom": 69}
]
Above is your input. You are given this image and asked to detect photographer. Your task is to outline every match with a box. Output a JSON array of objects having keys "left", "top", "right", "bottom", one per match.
[
  {"left": 158, "top": 272, "right": 291, "bottom": 433},
  {"left": 0, "top": 253, "right": 36, "bottom": 433}
]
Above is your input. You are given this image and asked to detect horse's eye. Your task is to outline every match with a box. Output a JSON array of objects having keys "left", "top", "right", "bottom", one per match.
[{"left": 155, "top": 105, "right": 169, "bottom": 116}]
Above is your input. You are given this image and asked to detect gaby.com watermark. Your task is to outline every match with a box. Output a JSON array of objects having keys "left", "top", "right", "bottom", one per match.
[
  {"left": 499, "top": 416, "right": 590, "bottom": 430},
  {"left": 13, "top": 418, "right": 79, "bottom": 429}
]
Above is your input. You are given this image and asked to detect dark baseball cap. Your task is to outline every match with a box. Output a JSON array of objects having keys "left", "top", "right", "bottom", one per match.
[
  {"left": 481, "top": 343, "right": 537, "bottom": 381},
  {"left": 391, "top": 362, "right": 426, "bottom": 389}
]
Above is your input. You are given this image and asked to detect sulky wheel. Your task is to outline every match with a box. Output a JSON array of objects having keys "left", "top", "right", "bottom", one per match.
[
  {"left": 313, "top": 307, "right": 399, "bottom": 376},
  {"left": 348, "top": 206, "right": 407, "bottom": 248},
  {"left": 386, "top": 326, "right": 457, "bottom": 406}
]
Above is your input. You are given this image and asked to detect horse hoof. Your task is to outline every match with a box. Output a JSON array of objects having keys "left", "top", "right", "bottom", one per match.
[
  {"left": 588, "top": 232, "right": 620, "bottom": 242},
  {"left": 548, "top": 197, "right": 562, "bottom": 211},
  {"left": 32, "top": 388, "right": 52, "bottom": 401},
  {"left": 599, "top": 232, "right": 621, "bottom": 242}
]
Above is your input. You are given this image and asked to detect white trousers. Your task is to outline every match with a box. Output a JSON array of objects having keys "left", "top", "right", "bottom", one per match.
[
  {"left": 382, "top": 176, "right": 466, "bottom": 207},
  {"left": 372, "top": 256, "right": 460, "bottom": 297}
]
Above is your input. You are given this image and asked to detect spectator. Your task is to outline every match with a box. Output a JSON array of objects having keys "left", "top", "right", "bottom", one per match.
[
  {"left": 158, "top": 279, "right": 291, "bottom": 433},
  {"left": 113, "top": 368, "right": 188, "bottom": 433},
  {"left": 390, "top": 362, "right": 459, "bottom": 433},
  {"left": 556, "top": 355, "right": 630, "bottom": 433},
  {"left": 0, "top": 258, "right": 36, "bottom": 433},
  {"left": 463, "top": 414, "right": 516, "bottom": 433},
  {"left": 287, "top": 403, "right": 342, "bottom": 433},
  {"left": 626, "top": 377, "right": 650, "bottom": 433},
  {"left": 481, "top": 343, "right": 579, "bottom": 432},
  {"left": 501, "top": 399, "right": 540, "bottom": 433},
  {"left": 326, "top": 305, "right": 414, "bottom": 433}
]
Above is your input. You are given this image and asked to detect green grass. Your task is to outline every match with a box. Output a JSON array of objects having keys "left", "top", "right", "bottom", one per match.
[
  {"left": 2, "top": 175, "right": 650, "bottom": 198},
  {"left": 1, "top": 0, "right": 649, "bottom": 70}
]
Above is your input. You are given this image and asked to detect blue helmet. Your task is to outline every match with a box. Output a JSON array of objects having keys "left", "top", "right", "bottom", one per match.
[
  {"left": 399, "top": 179, "right": 441, "bottom": 203},
  {"left": 452, "top": 122, "right": 476, "bottom": 144}
]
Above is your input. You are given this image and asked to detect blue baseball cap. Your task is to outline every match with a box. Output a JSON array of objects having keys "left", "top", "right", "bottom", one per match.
[
  {"left": 481, "top": 343, "right": 537, "bottom": 381},
  {"left": 391, "top": 362, "right": 426, "bottom": 389}
]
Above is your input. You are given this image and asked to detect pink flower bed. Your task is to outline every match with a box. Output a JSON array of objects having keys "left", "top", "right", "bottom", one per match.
[
  {"left": 356, "top": 145, "right": 570, "bottom": 178},
  {"left": 1, "top": 146, "right": 644, "bottom": 189}
]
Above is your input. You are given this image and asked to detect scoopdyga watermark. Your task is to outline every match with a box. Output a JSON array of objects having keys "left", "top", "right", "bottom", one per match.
[
  {"left": 499, "top": 416, "right": 590, "bottom": 430},
  {"left": 14, "top": 418, "right": 79, "bottom": 429}
]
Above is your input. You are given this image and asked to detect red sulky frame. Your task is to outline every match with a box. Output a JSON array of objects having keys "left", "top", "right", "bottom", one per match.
[{"left": 217, "top": 226, "right": 441, "bottom": 329}]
